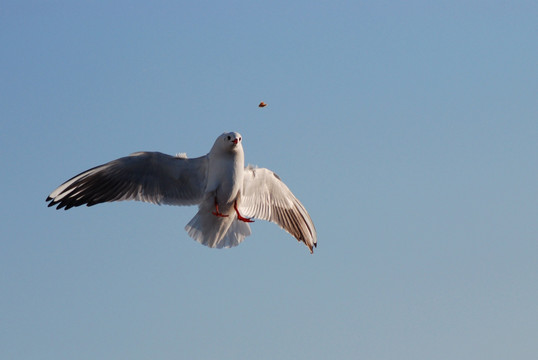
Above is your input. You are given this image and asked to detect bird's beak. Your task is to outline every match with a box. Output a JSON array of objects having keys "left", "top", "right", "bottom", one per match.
[{"left": 232, "top": 139, "right": 239, "bottom": 144}]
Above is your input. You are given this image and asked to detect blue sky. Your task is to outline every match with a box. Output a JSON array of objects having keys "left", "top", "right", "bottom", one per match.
[{"left": 1, "top": 1, "right": 537, "bottom": 359}]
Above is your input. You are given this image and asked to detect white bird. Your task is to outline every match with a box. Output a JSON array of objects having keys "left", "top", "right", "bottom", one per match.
[{"left": 46, "top": 132, "right": 317, "bottom": 253}]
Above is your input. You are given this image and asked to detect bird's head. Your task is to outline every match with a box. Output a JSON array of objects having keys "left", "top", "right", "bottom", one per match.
[{"left": 211, "top": 132, "right": 243, "bottom": 155}]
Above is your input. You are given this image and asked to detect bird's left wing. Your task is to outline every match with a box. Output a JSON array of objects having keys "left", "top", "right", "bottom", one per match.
[
  {"left": 47, "top": 152, "right": 208, "bottom": 210},
  {"left": 240, "top": 165, "right": 317, "bottom": 253}
]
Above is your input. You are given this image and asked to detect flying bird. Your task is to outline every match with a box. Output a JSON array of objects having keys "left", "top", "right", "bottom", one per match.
[
  {"left": 258, "top": 102, "right": 267, "bottom": 108},
  {"left": 46, "top": 132, "right": 317, "bottom": 253}
]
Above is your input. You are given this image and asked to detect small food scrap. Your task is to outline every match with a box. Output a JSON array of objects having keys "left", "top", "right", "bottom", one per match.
[{"left": 258, "top": 102, "right": 267, "bottom": 108}]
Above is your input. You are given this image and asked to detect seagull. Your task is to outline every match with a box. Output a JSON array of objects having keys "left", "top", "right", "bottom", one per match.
[{"left": 46, "top": 132, "right": 317, "bottom": 253}]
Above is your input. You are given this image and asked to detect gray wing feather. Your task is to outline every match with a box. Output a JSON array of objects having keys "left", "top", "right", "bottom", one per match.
[
  {"left": 240, "top": 165, "right": 317, "bottom": 253},
  {"left": 46, "top": 152, "right": 208, "bottom": 210}
]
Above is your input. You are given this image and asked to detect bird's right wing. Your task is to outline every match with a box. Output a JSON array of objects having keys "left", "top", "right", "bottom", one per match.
[
  {"left": 240, "top": 165, "right": 317, "bottom": 253},
  {"left": 46, "top": 152, "right": 208, "bottom": 210}
]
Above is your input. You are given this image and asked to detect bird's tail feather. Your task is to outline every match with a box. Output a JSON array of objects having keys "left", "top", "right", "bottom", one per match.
[{"left": 185, "top": 208, "right": 251, "bottom": 249}]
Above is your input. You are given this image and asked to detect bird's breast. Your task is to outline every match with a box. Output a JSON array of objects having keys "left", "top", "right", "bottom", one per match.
[{"left": 206, "top": 154, "right": 244, "bottom": 205}]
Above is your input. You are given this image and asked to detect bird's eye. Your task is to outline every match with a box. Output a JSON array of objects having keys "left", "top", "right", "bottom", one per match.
[
  {"left": 227, "top": 136, "right": 231, "bottom": 140},
  {"left": 239, "top": 137, "right": 242, "bottom": 141}
]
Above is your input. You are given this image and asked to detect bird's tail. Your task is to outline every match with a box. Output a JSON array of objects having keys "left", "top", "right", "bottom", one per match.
[{"left": 185, "top": 206, "right": 251, "bottom": 249}]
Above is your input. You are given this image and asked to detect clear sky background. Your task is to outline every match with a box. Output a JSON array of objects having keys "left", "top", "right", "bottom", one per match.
[{"left": 1, "top": 1, "right": 537, "bottom": 359}]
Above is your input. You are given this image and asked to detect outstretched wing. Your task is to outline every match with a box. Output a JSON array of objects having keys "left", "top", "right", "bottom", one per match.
[
  {"left": 46, "top": 152, "right": 208, "bottom": 210},
  {"left": 239, "top": 165, "right": 317, "bottom": 253}
]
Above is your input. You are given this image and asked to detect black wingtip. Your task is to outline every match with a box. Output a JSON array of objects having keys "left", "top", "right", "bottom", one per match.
[{"left": 46, "top": 197, "right": 68, "bottom": 210}]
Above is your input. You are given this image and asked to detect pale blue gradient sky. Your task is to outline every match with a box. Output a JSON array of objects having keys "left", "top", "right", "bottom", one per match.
[{"left": 1, "top": 1, "right": 537, "bottom": 359}]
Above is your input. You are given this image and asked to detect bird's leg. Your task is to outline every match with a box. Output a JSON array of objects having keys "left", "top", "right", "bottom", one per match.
[
  {"left": 234, "top": 201, "right": 254, "bottom": 223},
  {"left": 212, "top": 197, "right": 229, "bottom": 218}
]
